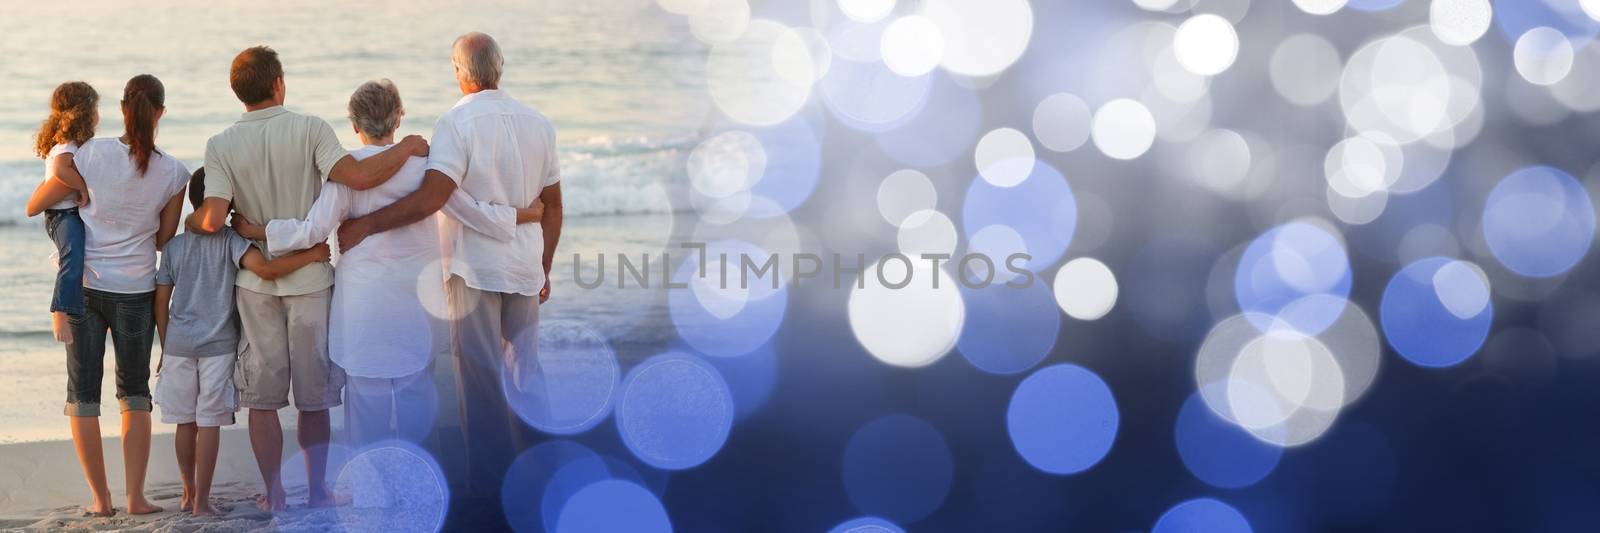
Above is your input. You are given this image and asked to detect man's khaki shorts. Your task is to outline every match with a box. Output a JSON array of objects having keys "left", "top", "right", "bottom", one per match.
[{"left": 234, "top": 287, "right": 344, "bottom": 411}]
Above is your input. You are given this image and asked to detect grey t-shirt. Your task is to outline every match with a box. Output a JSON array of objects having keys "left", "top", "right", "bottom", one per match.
[{"left": 155, "top": 229, "right": 252, "bottom": 357}]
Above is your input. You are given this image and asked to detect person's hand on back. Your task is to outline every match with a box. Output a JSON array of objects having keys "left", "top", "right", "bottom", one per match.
[
  {"left": 308, "top": 242, "right": 332, "bottom": 262},
  {"left": 517, "top": 198, "right": 545, "bottom": 224},
  {"left": 336, "top": 218, "right": 371, "bottom": 252},
  {"left": 231, "top": 215, "right": 266, "bottom": 240},
  {"left": 401, "top": 135, "right": 429, "bottom": 157}
]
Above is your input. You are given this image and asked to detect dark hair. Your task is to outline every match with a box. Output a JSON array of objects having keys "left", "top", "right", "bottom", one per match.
[
  {"left": 122, "top": 75, "right": 165, "bottom": 174},
  {"left": 188, "top": 168, "right": 206, "bottom": 209},
  {"left": 33, "top": 82, "right": 98, "bottom": 158},
  {"left": 230, "top": 46, "right": 283, "bottom": 105}
]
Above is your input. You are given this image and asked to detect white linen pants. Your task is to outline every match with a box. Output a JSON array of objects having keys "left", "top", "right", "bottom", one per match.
[{"left": 446, "top": 276, "right": 541, "bottom": 496}]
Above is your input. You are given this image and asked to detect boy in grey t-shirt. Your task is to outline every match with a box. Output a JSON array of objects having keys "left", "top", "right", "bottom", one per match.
[{"left": 152, "top": 168, "right": 330, "bottom": 517}]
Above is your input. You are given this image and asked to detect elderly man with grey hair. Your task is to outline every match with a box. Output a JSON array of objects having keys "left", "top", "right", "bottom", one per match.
[
  {"left": 232, "top": 79, "right": 546, "bottom": 450},
  {"left": 334, "top": 32, "right": 564, "bottom": 494}
]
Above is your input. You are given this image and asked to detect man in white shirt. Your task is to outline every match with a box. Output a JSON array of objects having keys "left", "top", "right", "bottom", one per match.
[{"left": 336, "top": 32, "right": 563, "bottom": 496}]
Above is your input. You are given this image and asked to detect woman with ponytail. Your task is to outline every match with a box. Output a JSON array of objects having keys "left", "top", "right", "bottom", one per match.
[
  {"left": 24, "top": 82, "right": 98, "bottom": 346},
  {"left": 34, "top": 74, "right": 191, "bottom": 517},
  {"left": 121, "top": 76, "right": 163, "bottom": 175}
]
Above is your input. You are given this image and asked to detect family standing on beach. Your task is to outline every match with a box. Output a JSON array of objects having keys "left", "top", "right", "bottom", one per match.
[{"left": 23, "top": 32, "right": 562, "bottom": 518}]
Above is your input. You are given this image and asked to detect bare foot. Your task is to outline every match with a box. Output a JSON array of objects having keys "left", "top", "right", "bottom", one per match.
[
  {"left": 52, "top": 312, "right": 73, "bottom": 344},
  {"left": 126, "top": 498, "right": 163, "bottom": 515},
  {"left": 191, "top": 502, "right": 219, "bottom": 518},
  {"left": 306, "top": 489, "right": 349, "bottom": 508},
  {"left": 254, "top": 493, "right": 286, "bottom": 512},
  {"left": 84, "top": 491, "right": 115, "bottom": 517},
  {"left": 180, "top": 490, "right": 193, "bottom": 512}
]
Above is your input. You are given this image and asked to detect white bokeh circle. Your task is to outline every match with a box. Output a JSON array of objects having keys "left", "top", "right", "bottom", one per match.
[
  {"left": 1053, "top": 258, "right": 1118, "bottom": 320},
  {"left": 848, "top": 258, "right": 966, "bottom": 368},
  {"left": 920, "top": 0, "right": 1034, "bottom": 77},
  {"left": 975, "top": 128, "right": 1037, "bottom": 187},
  {"left": 1092, "top": 99, "right": 1157, "bottom": 160},
  {"left": 1173, "top": 14, "right": 1239, "bottom": 76}
]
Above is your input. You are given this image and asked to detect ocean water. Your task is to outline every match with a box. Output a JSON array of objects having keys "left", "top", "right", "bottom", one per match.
[
  {"left": 0, "top": 0, "right": 708, "bottom": 222},
  {"left": 0, "top": 0, "right": 703, "bottom": 442}
]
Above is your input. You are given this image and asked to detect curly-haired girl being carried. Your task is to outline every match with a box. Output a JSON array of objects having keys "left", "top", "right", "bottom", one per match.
[{"left": 25, "top": 81, "right": 99, "bottom": 345}]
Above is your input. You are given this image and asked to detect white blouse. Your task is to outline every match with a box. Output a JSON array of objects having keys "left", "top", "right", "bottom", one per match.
[
  {"left": 74, "top": 138, "right": 189, "bottom": 293},
  {"left": 265, "top": 143, "right": 519, "bottom": 378}
]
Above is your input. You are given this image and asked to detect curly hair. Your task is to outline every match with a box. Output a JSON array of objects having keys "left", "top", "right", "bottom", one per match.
[{"left": 33, "top": 82, "right": 98, "bottom": 159}]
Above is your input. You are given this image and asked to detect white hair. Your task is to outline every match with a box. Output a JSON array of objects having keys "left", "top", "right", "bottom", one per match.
[
  {"left": 453, "top": 32, "right": 504, "bottom": 88},
  {"left": 347, "top": 79, "right": 403, "bottom": 139}
]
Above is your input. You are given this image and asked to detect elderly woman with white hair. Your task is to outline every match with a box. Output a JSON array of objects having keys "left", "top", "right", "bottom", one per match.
[{"left": 233, "top": 79, "right": 544, "bottom": 447}]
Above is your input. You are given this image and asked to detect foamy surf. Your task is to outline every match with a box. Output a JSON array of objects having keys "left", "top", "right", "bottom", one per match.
[{"left": 0, "top": 133, "right": 693, "bottom": 226}]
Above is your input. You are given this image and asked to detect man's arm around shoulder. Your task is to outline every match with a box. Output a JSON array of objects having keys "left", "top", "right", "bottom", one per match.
[
  {"left": 188, "top": 197, "right": 231, "bottom": 235},
  {"left": 327, "top": 136, "right": 429, "bottom": 191},
  {"left": 337, "top": 169, "right": 456, "bottom": 251},
  {"left": 191, "top": 138, "right": 234, "bottom": 234}
]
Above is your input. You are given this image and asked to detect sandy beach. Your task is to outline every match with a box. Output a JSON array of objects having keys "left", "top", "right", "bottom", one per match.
[
  {"left": 0, "top": 429, "right": 324, "bottom": 532},
  {"left": 0, "top": 424, "right": 498, "bottom": 532}
]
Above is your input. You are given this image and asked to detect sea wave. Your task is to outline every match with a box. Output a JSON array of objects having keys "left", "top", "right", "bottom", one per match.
[
  {"left": 0, "top": 133, "right": 692, "bottom": 225},
  {"left": 0, "top": 329, "right": 52, "bottom": 341}
]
